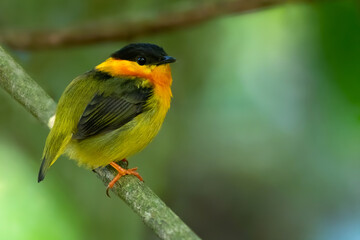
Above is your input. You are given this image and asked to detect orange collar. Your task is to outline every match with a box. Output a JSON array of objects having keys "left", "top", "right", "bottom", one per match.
[{"left": 95, "top": 58, "right": 173, "bottom": 88}]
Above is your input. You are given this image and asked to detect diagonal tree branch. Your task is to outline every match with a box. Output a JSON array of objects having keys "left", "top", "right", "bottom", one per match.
[
  {"left": 0, "top": 46, "right": 200, "bottom": 240},
  {"left": 0, "top": 0, "right": 307, "bottom": 50}
]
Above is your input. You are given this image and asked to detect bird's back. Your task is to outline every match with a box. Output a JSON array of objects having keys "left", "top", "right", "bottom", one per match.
[{"left": 39, "top": 71, "right": 113, "bottom": 180}]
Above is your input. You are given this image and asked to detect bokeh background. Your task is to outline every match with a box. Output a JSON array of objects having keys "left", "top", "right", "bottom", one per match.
[{"left": 1, "top": 0, "right": 360, "bottom": 239}]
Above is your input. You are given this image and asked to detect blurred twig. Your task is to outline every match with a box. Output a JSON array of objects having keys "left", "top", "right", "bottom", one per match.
[
  {"left": 0, "top": 46, "right": 200, "bottom": 240},
  {"left": 1, "top": 0, "right": 297, "bottom": 50}
]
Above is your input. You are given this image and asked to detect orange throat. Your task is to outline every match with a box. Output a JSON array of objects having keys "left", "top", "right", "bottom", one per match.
[{"left": 96, "top": 58, "right": 172, "bottom": 87}]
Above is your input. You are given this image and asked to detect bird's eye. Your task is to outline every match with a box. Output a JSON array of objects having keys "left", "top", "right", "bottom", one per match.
[{"left": 137, "top": 57, "right": 146, "bottom": 65}]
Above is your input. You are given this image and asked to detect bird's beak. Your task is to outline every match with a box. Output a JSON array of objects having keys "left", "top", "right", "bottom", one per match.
[{"left": 160, "top": 56, "right": 176, "bottom": 64}]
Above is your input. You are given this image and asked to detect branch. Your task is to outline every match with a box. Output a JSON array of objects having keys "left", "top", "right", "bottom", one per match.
[
  {"left": 0, "top": 48, "right": 56, "bottom": 123},
  {"left": 1, "top": 0, "right": 297, "bottom": 50},
  {"left": 0, "top": 46, "right": 200, "bottom": 240}
]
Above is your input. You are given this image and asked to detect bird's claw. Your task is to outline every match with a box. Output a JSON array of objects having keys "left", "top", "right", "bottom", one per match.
[{"left": 105, "top": 162, "right": 143, "bottom": 197}]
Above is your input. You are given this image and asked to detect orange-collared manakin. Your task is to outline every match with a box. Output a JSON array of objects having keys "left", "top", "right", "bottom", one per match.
[{"left": 38, "top": 43, "right": 175, "bottom": 193}]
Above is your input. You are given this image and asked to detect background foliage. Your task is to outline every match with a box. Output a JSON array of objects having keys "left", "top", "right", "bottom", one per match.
[{"left": 1, "top": 0, "right": 360, "bottom": 239}]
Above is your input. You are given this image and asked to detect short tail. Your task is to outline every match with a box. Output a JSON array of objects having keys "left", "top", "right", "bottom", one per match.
[{"left": 38, "top": 157, "right": 53, "bottom": 182}]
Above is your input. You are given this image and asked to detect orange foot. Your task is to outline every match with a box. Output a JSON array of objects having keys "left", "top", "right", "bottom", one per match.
[{"left": 106, "top": 160, "right": 143, "bottom": 197}]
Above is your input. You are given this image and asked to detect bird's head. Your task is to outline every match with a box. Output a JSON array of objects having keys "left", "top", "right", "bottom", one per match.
[{"left": 96, "top": 43, "right": 176, "bottom": 86}]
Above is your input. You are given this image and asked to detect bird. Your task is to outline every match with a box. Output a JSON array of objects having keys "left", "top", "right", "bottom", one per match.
[{"left": 38, "top": 43, "right": 176, "bottom": 194}]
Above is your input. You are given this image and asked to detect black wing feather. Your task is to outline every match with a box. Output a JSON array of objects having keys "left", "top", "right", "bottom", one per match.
[{"left": 73, "top": 85, "right": 152, "bottom": 140}]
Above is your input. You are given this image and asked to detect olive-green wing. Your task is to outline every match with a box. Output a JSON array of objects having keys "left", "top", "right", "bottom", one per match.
[
  {"left": 73, "top": 85, "right": 152, "bottom": 140},
  {"left": 39, "top": 71, "right": 102, "bottom": 182}
]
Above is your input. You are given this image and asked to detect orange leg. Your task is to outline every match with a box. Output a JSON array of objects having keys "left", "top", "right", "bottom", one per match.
[{"left": 106, "top": 160, "right": 143, "bottom": 197}]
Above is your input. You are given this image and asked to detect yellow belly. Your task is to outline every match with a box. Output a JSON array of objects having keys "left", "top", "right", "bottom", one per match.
[{"left": 65, "top": 95, "right": 169, "bottom": 168}]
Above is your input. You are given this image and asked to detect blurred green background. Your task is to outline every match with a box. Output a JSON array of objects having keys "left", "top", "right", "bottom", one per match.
[{"left": 1, "top": 0, "right": 360, "bottom": 239}]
